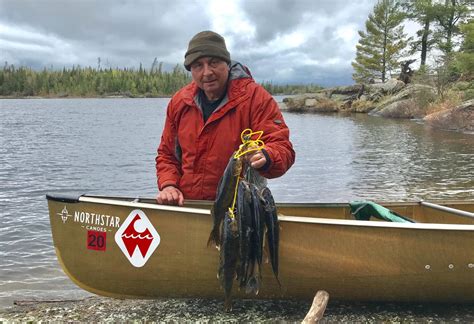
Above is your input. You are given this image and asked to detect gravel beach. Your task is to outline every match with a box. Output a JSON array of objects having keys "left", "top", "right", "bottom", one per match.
[{"left": 1, "top": 296, "right": 474, "bottom": 322}]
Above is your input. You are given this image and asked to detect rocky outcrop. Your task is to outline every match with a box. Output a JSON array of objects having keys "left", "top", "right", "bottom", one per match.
[
  {"left": 350, "top": 99, "right": 376, "bottom": 113},
  {"left": 371, "top": 99, "right": 419, "bottom": 118},
  {"left": 365, "top": 79, "right": 406, "bottom": 99},
  {"left": 369, "top": 84, "right": 436, "bottom": 118},
  {"left": 281, "top": 80, "right": 473, "bottom": 133},
  {"left": 282, "top": 79, "right": 407, "bottom": 113},
  {"left": 423, "top": 99, "right": 474, "bottom": 133},
  {"left": 283, "top": 95, "right": 339, "bottom": 112}
]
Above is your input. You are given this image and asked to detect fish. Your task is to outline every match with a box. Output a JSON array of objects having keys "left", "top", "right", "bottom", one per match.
[
  {"left": 218, "top": 210, "right": 240, "bottom": 312},
  {"left": 252, "top": 183, "right": 265, "bottom": 267},
  {"left": 244, "top": 164, "right": 267, "bottom": 189},
  {"left": 211, "top": 153, "right": 281, "bottom": 308},
  {"left": 236, "top": 180, "right": 253, "bottom": 288},
  {"left": 208, "top": 155, "right": 242, "bottom": 248},
  {"left": 245, "top": 183, "right": 265, "bottom": 295},
  {"left": 261, "top": 187, "right": 281, "bottom": 286}
]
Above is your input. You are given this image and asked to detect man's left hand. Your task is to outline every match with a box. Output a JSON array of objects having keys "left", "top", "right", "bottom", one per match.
[{"left": 248, "top": 150, "right": 267, "bottom": 169}]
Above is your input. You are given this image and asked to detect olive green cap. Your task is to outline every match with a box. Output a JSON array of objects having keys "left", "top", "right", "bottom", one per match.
[{"left": 184, "top": 31, "right": 231, "bottom": 71}]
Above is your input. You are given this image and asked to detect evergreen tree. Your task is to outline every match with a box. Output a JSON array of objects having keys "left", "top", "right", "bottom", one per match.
[
  {"left": 352, "top": 0, "right": 410, "bottom": 83},
  {"left": 150, "top": 57, "right": 163, "bottom": 75},
  {"left": 403, "top": 0, "right": 437, "bottom": 67},
  {"left": 432, "top": 0, "right": 471, "bottom": 57},
  {"left": 454, "top": 19, "right": 474, "bottom": 79}
]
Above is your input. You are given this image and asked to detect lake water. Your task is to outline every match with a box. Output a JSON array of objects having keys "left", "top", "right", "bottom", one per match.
[{"left": 0, "top": 98, "right": 473, "bottom": 308}]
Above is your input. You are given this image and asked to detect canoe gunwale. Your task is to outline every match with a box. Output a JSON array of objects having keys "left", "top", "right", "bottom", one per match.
[
  {"left": 78, "top": 196, "right": 210, "bottom": 215},
  {"left": 278, "top": 215, "right": 474, "bottom": 230},
  {"left": 75, "top": 196, "right": 474, "bottom": 231},
  {"left": 49, "top": 194, "right": 473, "bottom": 208}
]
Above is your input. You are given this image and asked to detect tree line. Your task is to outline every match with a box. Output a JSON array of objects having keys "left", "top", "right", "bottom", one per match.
[
  {"left": 0, "top": 61, "right": 322, "bottom": 97},
  {"left": 352, "top": 0, "right": 473, "bottom": 84},
  {"left": 0, "top": 63, "right": 192, "bottom": 98},
  {"left": 260, "top": 81, "right": 323, "bottom": 95}
]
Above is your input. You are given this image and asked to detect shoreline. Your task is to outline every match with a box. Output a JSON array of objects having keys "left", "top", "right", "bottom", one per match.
[
  {"left": 0, "top": 95, "right": 172, "bottom": 99},
  {"left": 2, "top": 296, "right": 474, "bottom": 322},
  {"left": 0, "top": 93, "right": 292, "bottom": 100}
]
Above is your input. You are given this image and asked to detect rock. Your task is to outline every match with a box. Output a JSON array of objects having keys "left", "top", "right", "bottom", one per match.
[
  {"left": 283, "top": 84, "right": 365, "bottom": 113},
  {"left": 329, "top": 93, "right": 354, "bottom": 102},
  {"left": 365, "top": 79, "right": 406, "bottom": 102},
  {"left": 370, "top": 84, "right": 436, "bottom": 118},
  {"left": 284, "top": 96, "right": 307, "bottom": 111},
  {"left": 372, "top": 99, "right": 419, "bottom": 118},
  {"left": 327, "top": 84, "right": 364, "bottom": 95},
  {"left": 351, "top": 99, "right": 376, "bottom": 113},
  {"left": 423, "top": 99, "right": 474, "bottom": 133},
  {"left": 305, "top": 98, "right": 318, "bottom": 107},
  {"left": 366, "top": 79, "right": 405, "bottom": 96},
  {"left": 324, "top": 85, "right": 365, "bottom": 103},
  {"left": 284, "top": 94, "right": 339, "bottom": 112},
  {"left": 282, "top": 81, "right": 406, "bottom": 114},
  {"left": 281, "top": 81, "right": 441, "bottom": 118},
  {"left": 311, "top": 98, "right": 339, "bottom": 112}
]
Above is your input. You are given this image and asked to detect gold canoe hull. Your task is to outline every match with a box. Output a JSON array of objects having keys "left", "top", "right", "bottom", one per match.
[{"left": 47, "top": 195, "right": 474, "bottom": 303}]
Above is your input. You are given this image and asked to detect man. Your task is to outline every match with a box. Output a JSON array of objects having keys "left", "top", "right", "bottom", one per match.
[{"left": 156, "top": 30, "right": 295, "bottom": 205}]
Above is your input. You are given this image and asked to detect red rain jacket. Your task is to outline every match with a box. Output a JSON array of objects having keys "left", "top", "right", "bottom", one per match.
[{"left": 156, "top": 62, "right": 295, "bottom": 200}]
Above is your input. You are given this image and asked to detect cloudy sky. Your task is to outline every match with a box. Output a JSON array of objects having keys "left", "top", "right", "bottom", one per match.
[{"left": 1, "top": 0, "right": 381, "bottom": 86}]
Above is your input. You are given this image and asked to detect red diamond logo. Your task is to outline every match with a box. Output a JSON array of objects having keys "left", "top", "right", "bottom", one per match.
[{"left": 115, "top": 209, "right": 160, "bottom": 267}]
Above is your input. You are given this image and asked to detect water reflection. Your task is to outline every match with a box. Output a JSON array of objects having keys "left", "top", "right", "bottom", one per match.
[{"left": 347, "top": 114, "right": 474, "bottom": 201}]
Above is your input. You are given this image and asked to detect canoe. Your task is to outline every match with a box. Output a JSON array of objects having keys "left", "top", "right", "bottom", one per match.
[{"left": 46, "top": 194, "right": 474, "bottom": 303}]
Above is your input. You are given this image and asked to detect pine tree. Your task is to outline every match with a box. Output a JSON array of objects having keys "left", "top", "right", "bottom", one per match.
[
  {"left": 455, "top": 19, "right": 474, "bottom": 79},
  {"left": 403, "top": 0, "right": 438, "bottom": 67},
  {"left": 432, "top": 0, "right": 471, "bottom": 57},
  {"left": 352, "top": 0, "right": 410, "bottom": 83}
]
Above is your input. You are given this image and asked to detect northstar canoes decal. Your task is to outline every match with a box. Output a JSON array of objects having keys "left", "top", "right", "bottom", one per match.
[
  {"left": 115, "top": 209, "right": 160, "bottom": 267},
  {"left": 57, "top": 206, "right": 121, "bottom": 232}
]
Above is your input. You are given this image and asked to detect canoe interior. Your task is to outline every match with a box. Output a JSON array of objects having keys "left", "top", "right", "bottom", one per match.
[
  {"left": 90, "top": 196, "right": 474, "bottom": 225},
  {"left": 47, "top": 195, "right": 474, "bottom": 303}
]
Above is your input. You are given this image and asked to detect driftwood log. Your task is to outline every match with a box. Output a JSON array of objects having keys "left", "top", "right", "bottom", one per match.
[
  {"left": 398, "top": 59, "right": 416, "bottom": 84},
  {"left": 302, "top": 290, "right": 330, "bottom": 323}
]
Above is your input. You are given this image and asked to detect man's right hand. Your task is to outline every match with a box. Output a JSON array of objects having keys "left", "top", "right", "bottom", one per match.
[{"left": 156, "top": 186, "right": 184, "bottom": 206}]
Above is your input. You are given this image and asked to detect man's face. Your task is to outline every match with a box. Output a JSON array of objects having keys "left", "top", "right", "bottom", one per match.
[{"left": 190, "top": 57, "right": 229, "bottom": 100}]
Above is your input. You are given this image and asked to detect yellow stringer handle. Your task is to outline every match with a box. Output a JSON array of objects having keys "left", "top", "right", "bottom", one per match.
[
  {"left": 229, "top": 128, "right": 265, "bottom": 217},
  {"left": 234, "top": 128, "right": 265, "bottom": 159}
]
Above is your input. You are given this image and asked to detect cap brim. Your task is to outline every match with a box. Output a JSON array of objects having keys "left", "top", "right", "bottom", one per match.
[
  {"left": 184, "top": 51, "right": 205, "bottom": 71},
  {"left": 184, "top": 51, "right": 231, "bottom": 71}
]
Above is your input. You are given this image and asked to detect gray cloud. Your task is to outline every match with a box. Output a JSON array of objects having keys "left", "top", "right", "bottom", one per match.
[
  {"left": 240, "top": 0, "right": 358, "bottom": 42},
  {"left": 0, "top": 0, "right": 378, "bottom": 86}
]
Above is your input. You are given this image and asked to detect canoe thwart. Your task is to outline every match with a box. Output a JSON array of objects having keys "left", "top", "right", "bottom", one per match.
[{"left": 421, "top": 201, "right": 474, "bottom": 220}]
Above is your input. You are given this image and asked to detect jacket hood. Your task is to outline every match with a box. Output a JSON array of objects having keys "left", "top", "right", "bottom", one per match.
[{"left": 228, "top": 60, "right": 253, "bottom": 81}]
